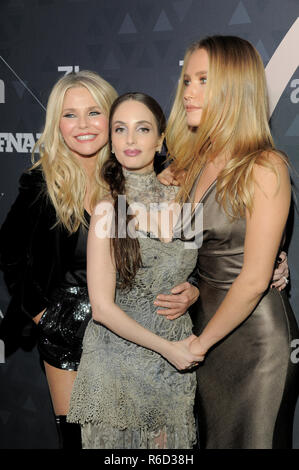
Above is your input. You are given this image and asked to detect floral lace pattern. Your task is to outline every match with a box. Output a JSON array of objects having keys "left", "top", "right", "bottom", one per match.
[{"left": 67, "top": 169, "right": 198, "bottom": 449}]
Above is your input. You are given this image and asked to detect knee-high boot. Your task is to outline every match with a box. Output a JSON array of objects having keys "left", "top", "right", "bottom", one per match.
[{"left": 55, "top": 415, "right": 82, "bottom": 449}]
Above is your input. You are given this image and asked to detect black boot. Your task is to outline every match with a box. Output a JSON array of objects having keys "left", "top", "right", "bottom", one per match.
[{"left": 55, "top": 415, "right": 82, "bottom": 449}]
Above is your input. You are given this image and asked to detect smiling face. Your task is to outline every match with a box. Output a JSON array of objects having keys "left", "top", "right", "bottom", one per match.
[
  {"left": 59, "top": 86, "right": 109, "bottom": 162},
  {"left": 110, "top": 99, "right": 163, "bottom": 174},
  {"left": 183, "top": 48, "right": 209, "bottom": 127}
]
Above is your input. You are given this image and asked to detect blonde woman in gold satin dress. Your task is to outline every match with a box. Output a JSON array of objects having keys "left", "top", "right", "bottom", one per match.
[{"left": 156, "top": 35, "right": 299, "bottom": 449}]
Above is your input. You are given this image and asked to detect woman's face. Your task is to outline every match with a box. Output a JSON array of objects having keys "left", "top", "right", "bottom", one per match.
[
  {"left": 59, "top": 86, "right": 109, "bottom": 161},
  {"left": 183, "top": 48, "right": 209, "bottom": 127},
  {"left": 111, "top": 100, "right": 163, "bottom": 174}
]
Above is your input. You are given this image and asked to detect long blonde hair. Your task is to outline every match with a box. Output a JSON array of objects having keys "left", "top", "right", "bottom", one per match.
[
  {"left": 31, "top": 70, "right": 118, "bottom": 232},
  {"left": 166, "top": 35, "right": 287, "bottom": 217}
]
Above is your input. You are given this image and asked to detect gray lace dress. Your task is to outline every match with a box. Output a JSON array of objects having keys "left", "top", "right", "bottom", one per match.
[{"left": 67, "top": 169, "right": 198, "bottom": 449}]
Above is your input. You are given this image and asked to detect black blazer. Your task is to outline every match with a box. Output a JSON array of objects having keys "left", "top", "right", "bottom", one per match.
[{"left": 0, "top": 168, "right": 83, "bottom": 346}]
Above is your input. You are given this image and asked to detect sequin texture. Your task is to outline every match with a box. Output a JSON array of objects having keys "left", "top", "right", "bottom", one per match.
[{"left": 37, "top": 286, "right": 91, "bottom": 371}]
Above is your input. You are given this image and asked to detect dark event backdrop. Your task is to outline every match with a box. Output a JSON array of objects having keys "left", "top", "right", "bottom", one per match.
[{"left": 0, "top": 0, "right": 298, "bottom": 449}]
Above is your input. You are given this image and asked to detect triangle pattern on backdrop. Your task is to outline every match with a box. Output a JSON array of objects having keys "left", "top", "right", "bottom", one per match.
[{"left": 229, "top": 1, "right": 251, "bottom": 25}]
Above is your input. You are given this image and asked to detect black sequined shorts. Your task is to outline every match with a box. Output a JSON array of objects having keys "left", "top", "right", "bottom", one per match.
[{"left": 37, "top": 286, "right": 91, "bottom": 371}]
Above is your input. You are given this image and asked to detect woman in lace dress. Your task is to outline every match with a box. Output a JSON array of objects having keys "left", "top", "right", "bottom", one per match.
[{"left": 67, "top": 92, "right": 204, "bottom": 449}]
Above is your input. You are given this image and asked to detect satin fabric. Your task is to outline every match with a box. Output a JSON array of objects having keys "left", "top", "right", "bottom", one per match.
[{"left": 188, "top": 176, "right": 299, "bottom": 449}]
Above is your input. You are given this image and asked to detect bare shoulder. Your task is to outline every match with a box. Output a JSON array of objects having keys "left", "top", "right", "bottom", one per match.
[
  {"left": 89, "top": 198, "right": 115, "bottom": 238},
  {"left": 93, "top": 198, "right": 114, "bottom": 216},
  {"left": 253, "top": 151, "right": 290, "bottom": 191}
]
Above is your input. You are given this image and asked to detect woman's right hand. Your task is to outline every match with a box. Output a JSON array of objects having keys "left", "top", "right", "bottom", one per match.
[
  {"left": 270, "top": 251, "right": 289, "bottom": 290},
  {"left": 155, "top": 282, "right": 200, "bottom": 320},
  {"left": 162, "top": 334, "right": 204, "bottom": 370},
  {"left": 157, "top": 166, "right": 186, "bottom": 186},
  {"left": 32, "top": 308, "right": 46, "bottom": 325}
]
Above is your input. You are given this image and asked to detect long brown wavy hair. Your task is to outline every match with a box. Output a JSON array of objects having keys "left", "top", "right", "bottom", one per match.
[
  {"left": 166, "top": 35, "right": 288, "bottom": 217},
  {"left": 102, "top": 92, "right": 166, "bottom": 289}
]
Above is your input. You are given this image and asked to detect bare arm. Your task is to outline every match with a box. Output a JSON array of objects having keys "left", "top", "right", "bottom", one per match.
[
  {"left": 154, "top": 251, "right": 288, "bottom": 321},
  {"left": 271, "top": 251, "right": 289, "bottom": 290},
  {"left": 154, "top": 254, "right": 287, "bottom": 320},
  {"left": 87, "top": 202, "right": 203, "bottom": 370},
  {"left": 190, "top": 156, "right": 291, "bottom": 356}
]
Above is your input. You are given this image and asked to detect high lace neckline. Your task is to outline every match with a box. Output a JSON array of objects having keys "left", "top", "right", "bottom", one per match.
[
  {"left": 122, "top": 166, "right": 178, "bottom": 210},
  {"left": 122, "top": 167, "right": 157, "bottom": 187}
]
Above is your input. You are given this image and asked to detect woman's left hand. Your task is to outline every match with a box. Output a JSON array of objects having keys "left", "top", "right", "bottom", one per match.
[
  {"left": 154, "top": 282, "right": 200, "bottom": 320},
  {"left": 270, "top": 251, "right": 289, "bottom": 291}
]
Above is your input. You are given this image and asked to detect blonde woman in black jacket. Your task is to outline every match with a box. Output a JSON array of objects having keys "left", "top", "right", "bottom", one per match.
[{"left": 0, "top": 70, "right": 117, "bottom": 448}]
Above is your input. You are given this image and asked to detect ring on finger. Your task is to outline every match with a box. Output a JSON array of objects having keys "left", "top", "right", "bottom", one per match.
[{"left": 283, "top": 276, "right": 289, "bottom": 284}]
